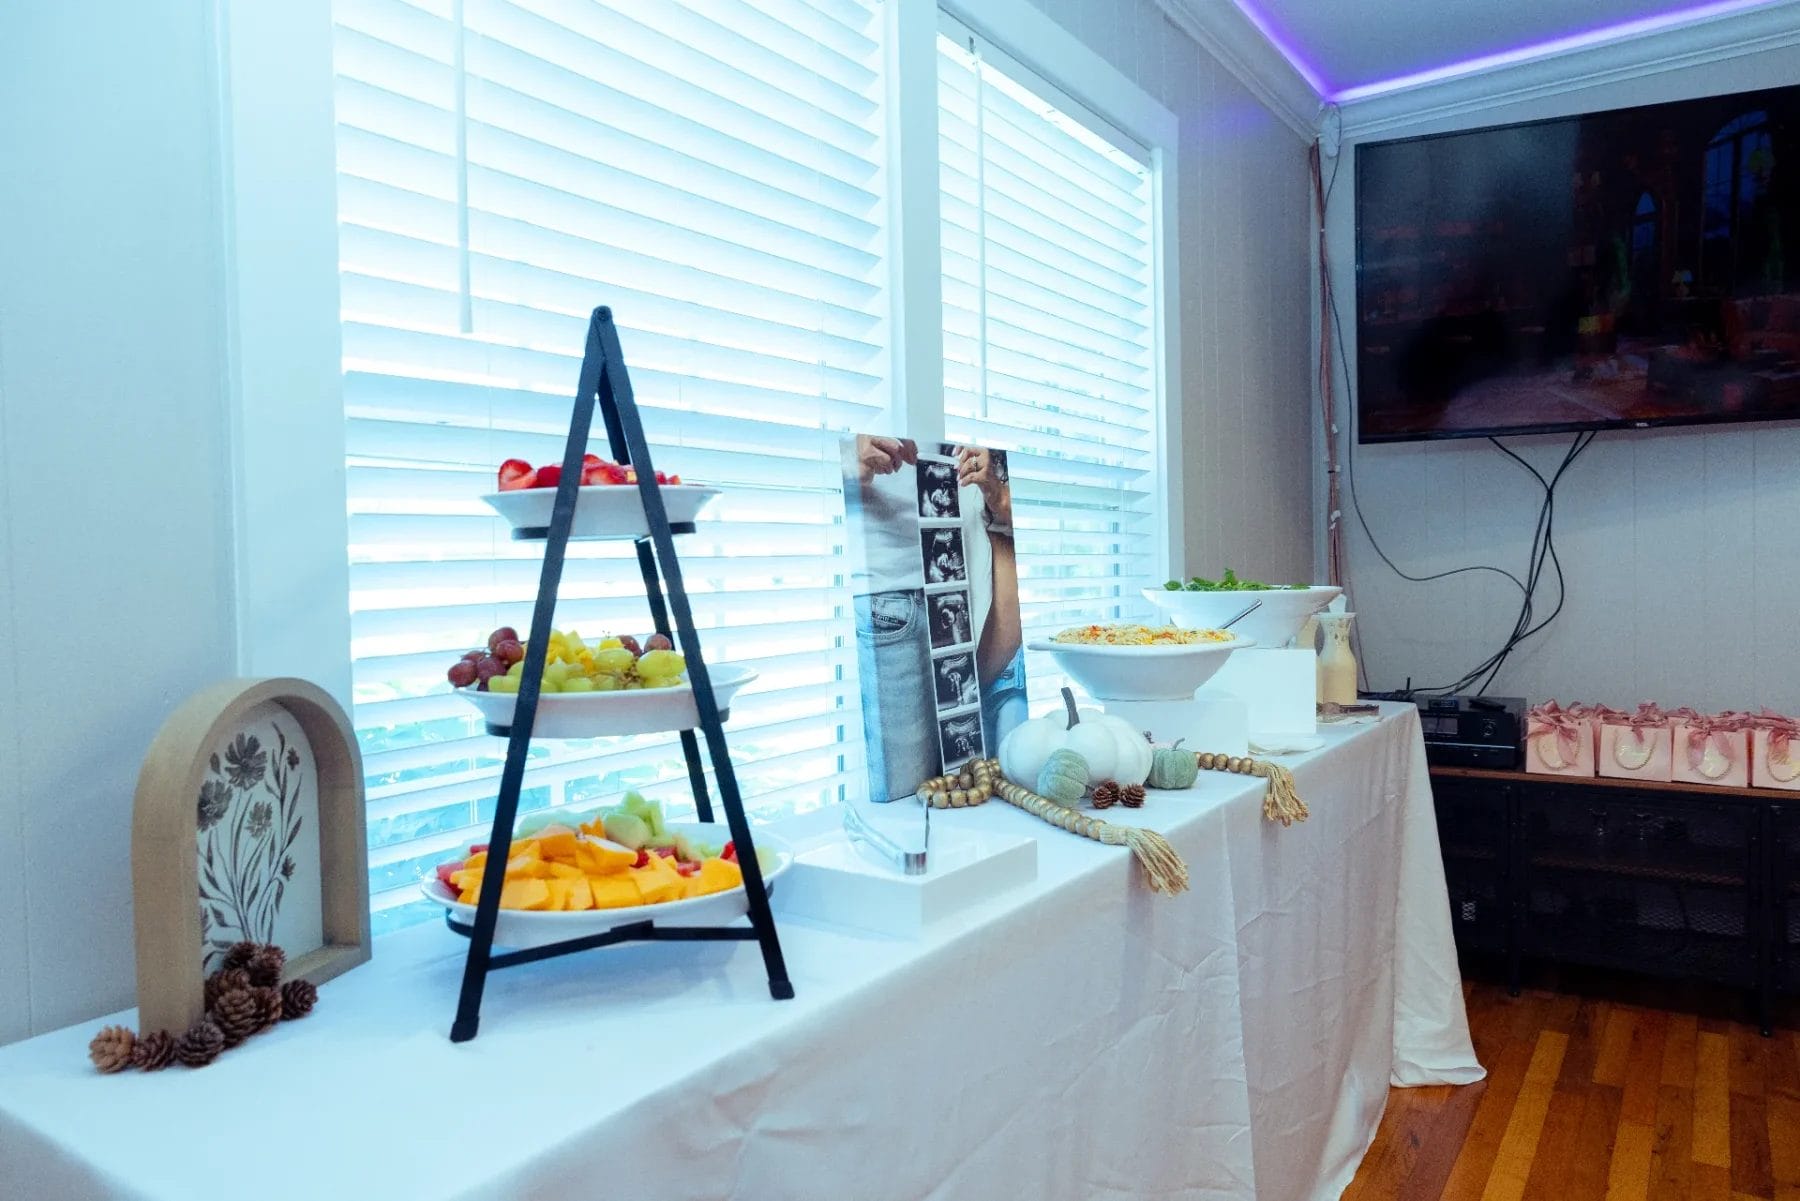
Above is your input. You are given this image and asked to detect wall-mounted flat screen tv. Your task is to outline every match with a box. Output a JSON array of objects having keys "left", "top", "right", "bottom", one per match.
[{"left": 1355, "top": 85, "right": 1800, "bottom": 442}]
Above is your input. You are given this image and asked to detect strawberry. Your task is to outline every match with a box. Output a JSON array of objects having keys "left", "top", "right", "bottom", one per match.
[
  {"left": 675, "top": 861, "right": 700, "bottom": 877},
  {"left": 654, "top": 470, "right": 669, "bottom": 485},
  {"left": 582, "top": 453, "right": 602, "bottom": 470},
  {"left": 632, "top": 848, "right": 650, "bottom": 868},
  {"left": 721, "top": 841, "right": 736, "bottom": 863},
  {"left": 534, "top": 464, "right": 562, "bottom": 488},
  {"left": 582, "top": 460, "right": 628, "bottom": 486},
  {"left": 497, "top": 459, "right": 536, "bottom": 491},
  {"left": 654, "top": 846, "right": 677, "bottom": 859},
  {"left": 668, "top": 474, "right": 682, "bottom": 485},
  {"left": 435, "top": 861, "right": 460, "bottom": 891},
  {"left": 469, "top": 844, "right": 488, "bottom": 855}
]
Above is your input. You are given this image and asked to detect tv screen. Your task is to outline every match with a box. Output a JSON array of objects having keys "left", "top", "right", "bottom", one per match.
[{"left": 1355, "top": 85, "right": 1800, "bottom": 442}]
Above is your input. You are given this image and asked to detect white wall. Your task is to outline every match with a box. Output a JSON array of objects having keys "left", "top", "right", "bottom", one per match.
[
  {"left": 0, "top": 2, "right": 239, "bottom": 1043},
  {"left": 1325, "top": 38, "right": 1800, "bottom": 711},
  {"left": 1024, "top": 0, "right": 1319, "bottom": 585}
]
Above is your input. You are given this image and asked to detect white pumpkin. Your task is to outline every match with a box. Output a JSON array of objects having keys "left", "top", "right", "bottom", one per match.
[{"left": 996, "top": 688, "right": 1152, "bottom": 791}]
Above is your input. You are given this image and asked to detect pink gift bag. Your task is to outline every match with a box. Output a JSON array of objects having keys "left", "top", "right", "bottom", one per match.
[
  {"left": 1749, "top": 709, "right": 1800, "bottom": 792},
  {"left": 1525, "top": 701, "right": 1594, "bottom": 777},
  {"left": 1671, "top": 713, "right": 1750, "bottom": 788},
  {"left": 1597, "top": 704, "right": 1673, "bottom": 782}
]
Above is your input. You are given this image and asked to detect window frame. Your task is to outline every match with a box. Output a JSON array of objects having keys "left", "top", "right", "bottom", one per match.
[{"left": 227, "top": 0, "right": 1183, "bottom": 916}]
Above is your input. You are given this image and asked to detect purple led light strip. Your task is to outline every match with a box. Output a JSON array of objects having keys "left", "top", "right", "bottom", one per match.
[{"left": 1231, "top": 0, "right": 1786, "bottom": 103}]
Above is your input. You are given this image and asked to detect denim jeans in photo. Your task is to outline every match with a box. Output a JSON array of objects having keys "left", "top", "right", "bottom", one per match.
[{"left": 854, "top": 589, "right": 936, "bottom": 802}]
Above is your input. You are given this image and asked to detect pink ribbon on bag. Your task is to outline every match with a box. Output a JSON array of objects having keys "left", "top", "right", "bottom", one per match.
[
  {"left": 1757, "top": 707, "right": 1797, "bottom": 766},
  {"left": 1607, "top": 702, "right": 1666, "bottom": 750},
  {"left": 1682, "top": 714, "right": 1738, "bottom": 771},
  {"left": 1528, "top": 700, "right": 1584, "bottom": 762}
]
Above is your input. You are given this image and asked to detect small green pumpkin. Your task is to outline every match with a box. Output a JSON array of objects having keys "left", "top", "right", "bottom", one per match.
[
  {"left": 1036, "top": 748, "right": 1089, "bottom": 806},
  {"left": 1147, "top": 739, "right": 1200, "bottom": 790}
]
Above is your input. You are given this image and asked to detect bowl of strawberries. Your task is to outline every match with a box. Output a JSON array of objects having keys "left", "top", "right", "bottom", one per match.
[{"left": 481, "top": 454, "right": 720, "bottom": 540}]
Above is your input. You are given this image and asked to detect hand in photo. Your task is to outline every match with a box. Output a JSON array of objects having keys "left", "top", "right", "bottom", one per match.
[
  {"left": 955, "top": 446, "right": 1011, "bottom": 529},
  {"left": 857, "top": 434, "right": 918, "bottom": 485}
]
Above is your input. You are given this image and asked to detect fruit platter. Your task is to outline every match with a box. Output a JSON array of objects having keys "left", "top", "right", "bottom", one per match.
[
  {"left": 421, "top": 793, "right": 792, "bottom": 949},
  {"left": 482, "top": 455, "right": 720, "bottom": 540},
  {"left": 1028, "top": 622, "right": 1252, "bottom": 701},
  {"left": 450, "top": 625, "right": 757, "bottom": 737},
  {"left": 1142, "top": 570, "right": 1342, "bottom": 649}
]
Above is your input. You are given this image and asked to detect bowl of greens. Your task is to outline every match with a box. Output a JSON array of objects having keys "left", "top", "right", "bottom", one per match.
[{"left": 1142, "top": 571, "right": 1341, "bottom": 648}]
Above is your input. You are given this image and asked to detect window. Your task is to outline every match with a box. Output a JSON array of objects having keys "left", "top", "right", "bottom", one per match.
[
  {"left": 330, "top": 0, "right": 1172, "bottom": 930},
  {"left": 333, "top": 0, "right": 888, "bottom": 931},
  {"left": 936, "top": 27, "right": 1162, "bottom": 710}
]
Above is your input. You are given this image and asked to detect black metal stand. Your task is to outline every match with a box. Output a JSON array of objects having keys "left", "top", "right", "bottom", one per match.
[{"left": 448, "top": 306, "right": 794, "bottom": 1043}]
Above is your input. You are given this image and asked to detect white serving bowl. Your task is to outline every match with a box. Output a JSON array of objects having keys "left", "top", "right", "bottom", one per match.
[
  {"left": 456, "top": 664, "right": 758, "bottom": 737},
  {"left": 1026, "top": 634, "right": 1254, "bottom": 701},
  {"left": 420, "top": 822, "right": 792, "bottom": 950},
  {"left": 481, "top": 483, "right": 721, "bottom": 540},
  {"left": 1142, "top": 585, "right": 1342, "bottom": 649}
]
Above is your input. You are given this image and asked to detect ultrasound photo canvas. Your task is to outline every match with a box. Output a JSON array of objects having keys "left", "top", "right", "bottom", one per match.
[{"left": 842, "top": 435, "right": 1028, "bottom": 801}]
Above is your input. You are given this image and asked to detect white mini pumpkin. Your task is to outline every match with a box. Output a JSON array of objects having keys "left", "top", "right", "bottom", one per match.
[{"left": 997, "top": 688, "right": 1152, "bottom": 792}]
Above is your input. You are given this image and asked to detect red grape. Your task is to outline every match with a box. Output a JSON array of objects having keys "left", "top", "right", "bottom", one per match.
[
  {"left": 487, "top": 627, "right": 518, "bottom": 654},
  {"left": 461, "top": 649, "right": 484, "bottom": 662},
  {"left": 646, "top": 633, "right": 673, "bottom": 652},
  {"left": 447, "top": 660, "right": 478, "bottom": 688},
  {"left": 474, "top": 656, "right": 504, "bottom": 683},
  {"left": 617, "top": 634, "right": 642, "bottom": 656},
  {"left": 495, "top": 638, "right": 525, "bottom": 666}
]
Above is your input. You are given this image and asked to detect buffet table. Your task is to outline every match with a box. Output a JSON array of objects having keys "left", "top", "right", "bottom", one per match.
[{"left": 0, "top": 705, "right": 1481, "bottom": 1201}]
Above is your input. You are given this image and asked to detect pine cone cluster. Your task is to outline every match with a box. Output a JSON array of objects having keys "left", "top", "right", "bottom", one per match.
[
  {"left": 87, "top": 1025, "right": 136, "bottom": 1074},
  {"left": 1120, "top": 783, "right": 1146, "bottom": 809},
  {"left": 1090, "top": 780, "right": 1120, "bottom": 809},
  {"left": 132, "top": 1030, "right": 177, "bottom": 1072},
  {"left": 87, "top": 941, "right": 322, "bottom": 1074},
  {"left": 281, "top": 979, "right": 318, "bottom": 1021},
  {"left": 176, "top": 1020, "right": 225, "bottom": 1068}
]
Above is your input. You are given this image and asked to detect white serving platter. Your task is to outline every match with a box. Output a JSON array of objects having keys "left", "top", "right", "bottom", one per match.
[
  {"left": 455, "top": 664, "right": 758, "bottom": 737},
  {"left": 481, "top": 483, "right": 721, "bottom": 540},
  {"left": 420, "top": 822, "right": 792, "bottom": 950}
]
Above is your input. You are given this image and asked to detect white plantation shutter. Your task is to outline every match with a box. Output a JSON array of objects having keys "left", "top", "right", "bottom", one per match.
[
  {"left": 936, "top": 32, "right": 1162, "bottom": 711},
  {"left": 332, "top": 0, "right": 887, "bottom": 931}
]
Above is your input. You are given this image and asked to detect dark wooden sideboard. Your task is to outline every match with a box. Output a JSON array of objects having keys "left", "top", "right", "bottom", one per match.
[{"left": 1429, "top": 765, "right": 1800, "bottom": 1034}]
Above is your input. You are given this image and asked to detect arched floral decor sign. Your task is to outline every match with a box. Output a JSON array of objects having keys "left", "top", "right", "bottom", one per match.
[{"left": 133, "top": 679, "right": 370, "bottom": 1035}]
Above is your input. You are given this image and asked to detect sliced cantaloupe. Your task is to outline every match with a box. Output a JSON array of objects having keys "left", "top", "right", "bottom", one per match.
[
  {"left": 632, "top": 869, "right": 683, "bottom": 905},
  {"left": 588, "top": 875, "right": 642, "bottom": 909},
  {"left": 461, "top": 851, "right": 488, "bottom": 873},
  {"left": 543, "top": 877, "right": 575, "bottom": 911},
  {"left": 545, "top": 861, "right": 584, "bottom": 881},
  {"left": 575, "top": 838, "right": 636, "bottom": 876},
  {"left": 692, "top": 857, "right": 743, "bottom": 898},
  {"left": 450, "top": 868, "right": 483, "bottom": 892},
  {"left": 498, "top": 878, "right": 551, "bottom": 911},
  {"left": 535, "top": 826, "right": 579, "bottom": 861},
  {"left": 458, "top": 884, "right": 482, "bottom": 905},
  {"left": 566, "top": 876, "right": 593, "bottom": 911}
]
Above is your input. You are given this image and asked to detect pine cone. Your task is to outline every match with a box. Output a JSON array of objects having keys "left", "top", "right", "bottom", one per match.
[
  {"left": 87, "top": 1025, "right": 136, "bottom": 1074},
  {"left": 1090, "top": 780, "right": 1120, "bottom": 809},
  {"left": 175, "top": 1020, "right": 225, "bottom": 1068},
  {"left": 210, "top": 989, "right": 260, "bottom": 1048},
  {"left": 132, "top": 1030, "right": 177, "bottom": 1072},
  {"left": 221, "top": 940, "right": 261, "bottom": 971},
  {"left": 205, "top": 967, "right": 251, "bottom": 1009},
  {"left": 251, "top": 986, "right": 283, "bottom": 1034},
  {"left": 1120, "top": 783, "right": 1146, "bottom": 809},
  {"left": 280, "top": 978, "right": 318, "bottom": 1021},
  {"left": 246, "top": 945, "right": 286, "bottom": 988}
]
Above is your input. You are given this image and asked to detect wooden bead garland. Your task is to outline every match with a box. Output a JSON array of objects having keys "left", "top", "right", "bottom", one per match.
[
  {"left": 1195, "top": 751, "right": 1309, "bottom": 826},
  {"left": 918, "top": 758, "right": 999, "bottom": 809}
]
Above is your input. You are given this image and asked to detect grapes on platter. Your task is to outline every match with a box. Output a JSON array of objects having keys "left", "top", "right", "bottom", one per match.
[{"left": 446, "top": 625, "right": 688, "bottom": 695}]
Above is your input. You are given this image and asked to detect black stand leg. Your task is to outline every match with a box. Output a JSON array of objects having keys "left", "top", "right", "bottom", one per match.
[{"left": 450, "top": 306, "right": 792, "bottom": 1038}]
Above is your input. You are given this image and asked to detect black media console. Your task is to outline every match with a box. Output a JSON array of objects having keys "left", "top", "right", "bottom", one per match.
[{"left": 1431, "top": 765, "right": 1800, "bottom": 1035}]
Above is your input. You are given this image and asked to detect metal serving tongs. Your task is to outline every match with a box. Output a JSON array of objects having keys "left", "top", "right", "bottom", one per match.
[
  {"left": 1220, "top": 598, "right": 1262, "bottom": 631},
  {"left": 843, "top": 796, "right": 929, "bottom": 876}
]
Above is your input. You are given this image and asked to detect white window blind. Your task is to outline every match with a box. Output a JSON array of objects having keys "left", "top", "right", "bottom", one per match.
[
  {"left": 332, "top": 0, "right": 887, "bottom": 932},
  {"left": 936, "top": 32, "right": 1161, "bottom": 711}
]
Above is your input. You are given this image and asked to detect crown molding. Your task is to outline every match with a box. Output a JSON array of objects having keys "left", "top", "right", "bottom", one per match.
[
  {"left": 1150, "top": 0, "right": 1322, "bottom": 140},
  {"left": 1337, "top": 0, "right": 1800, "bottom": 139}
]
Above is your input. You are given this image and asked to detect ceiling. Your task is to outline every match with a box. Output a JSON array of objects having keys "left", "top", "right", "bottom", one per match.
[{"left": 1233, "top": 0, "right": 1790, "bottom": 100}]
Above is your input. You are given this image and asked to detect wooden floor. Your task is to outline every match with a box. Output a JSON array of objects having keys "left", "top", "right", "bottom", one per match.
[{"left": 1343, "top": 981, "right": 1800, "bottom": 1201}]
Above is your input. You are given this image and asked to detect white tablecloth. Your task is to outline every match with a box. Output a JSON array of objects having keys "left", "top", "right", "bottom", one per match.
[{"left": 0, "top": 705, "right": 1481, "bottom": 1201}]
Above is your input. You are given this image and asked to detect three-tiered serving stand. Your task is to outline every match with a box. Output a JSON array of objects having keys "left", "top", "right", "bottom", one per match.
[{"left": 448, "top": 306, "right": 793, "bottom": 1042}]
